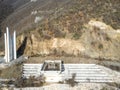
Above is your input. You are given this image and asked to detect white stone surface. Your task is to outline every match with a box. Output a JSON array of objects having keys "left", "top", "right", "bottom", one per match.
[
  {"left": 88, "top": 20, "right": 112, "bottom": 30},
  {"left": 13, "top": 31, "right": 17, "bottom": 60},
  {"left": 22, "top": 63, "right": 115, "bottom": 83},
  {"left": 4, "top": 27, "right": 17, "bottom": 63}
]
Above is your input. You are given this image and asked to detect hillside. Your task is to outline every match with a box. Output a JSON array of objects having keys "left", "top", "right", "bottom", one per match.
[
  {"left": 0, "top": 0, "right": 29, "bottom": 28},
  {"left": 0, "top": 0, "right": 29, "bottom": 48},
  {"left": 16, "top": 20, "right": 120, "bottom": 60},
  {"left": 1, "top": 0, "right": 120, "bottom": 32},
  {"left": 0, "top": 0, "right": 71, "bottom": 48},
  {"left": 0, "top": 0, "right": 120, "bottom": 60}
]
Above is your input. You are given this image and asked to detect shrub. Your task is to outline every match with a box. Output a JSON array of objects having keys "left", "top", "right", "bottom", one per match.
[
  {"left": 106, "top": 36, "right": 111, "bottom": 41},
  {"left": 15, "top": 75, "right": 45, "bottom": 88},
  {"left": 72, "top": 32, "right": 81, "bottom": 40},
  {"left": 98, "top": 43, "right": 103, "bottom": 49},
  {"left": 65, "top": 73, "right": 78, "bottom": 87}
]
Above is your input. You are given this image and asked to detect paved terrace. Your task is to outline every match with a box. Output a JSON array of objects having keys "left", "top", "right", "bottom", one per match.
[{"left": 23, "top": 63, "right": 114, "bottom": 83}]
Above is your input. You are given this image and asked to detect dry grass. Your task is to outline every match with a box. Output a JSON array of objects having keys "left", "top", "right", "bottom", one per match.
[
  {"left": 26, "top": 56, "right": 101, "bottom": 64},
  {"left": 0, "top": 64, "right": 22, "bottom": 79}
]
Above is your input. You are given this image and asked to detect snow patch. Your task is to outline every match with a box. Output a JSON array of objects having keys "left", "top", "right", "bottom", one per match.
[
  {"left": 88, "top": 20, "right": 112, "bottom": 30},
  {"left": 30, "top": 0, "right": 37, "bottom": 2},
  {"left": 31, "top": 11, "right": 38, "bottom": 15},
  {"left": 34, "top": 16, "right": 43, "bottom": 23}
]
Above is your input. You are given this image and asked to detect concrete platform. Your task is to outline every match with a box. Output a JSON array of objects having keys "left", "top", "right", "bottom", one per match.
[{"left": 22, "top": 61, "right": 114, "bottom": 83}]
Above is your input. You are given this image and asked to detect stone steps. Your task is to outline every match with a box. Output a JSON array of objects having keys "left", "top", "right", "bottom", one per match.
[
  {"left": 22, "top": 64, "right": 114, "bottom": 82},
  {"left": 62, "top": 64, "right": 113, "bottom": 82}
]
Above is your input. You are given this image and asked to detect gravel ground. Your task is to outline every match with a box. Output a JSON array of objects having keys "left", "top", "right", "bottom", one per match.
[{"left": 13, "top": 83, "right": 119, "bottom": 90}]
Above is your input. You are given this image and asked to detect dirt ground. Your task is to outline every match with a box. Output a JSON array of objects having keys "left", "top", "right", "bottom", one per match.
[{"left": 26, "top": 56, "right": 102, "bottom": 64}]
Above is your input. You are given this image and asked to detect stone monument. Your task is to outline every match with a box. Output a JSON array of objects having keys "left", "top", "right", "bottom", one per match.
[{"left": 4, "top": 27, "right": 17, "bottom": 63}]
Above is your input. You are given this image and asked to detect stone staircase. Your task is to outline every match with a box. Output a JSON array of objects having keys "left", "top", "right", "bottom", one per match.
[
  {"left": 62, "top": 64, "right": 113, "bottom": 82},
  {"left": 22, "top": 64, "right": 113, "bottom": 82},
  {"left": 22, "top": 64, "right": 42, "bottom": 78}
]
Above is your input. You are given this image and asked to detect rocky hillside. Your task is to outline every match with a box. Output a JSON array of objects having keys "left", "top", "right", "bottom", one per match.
[
  {"left": 17, "top": 20, "right": 120, "bottom": 60},
  {"left": 0, "top": 0, "right": 29, "bottom": 48},
  {"left": 0, "top": 0, "right": 120, "bottom": 38},
  {"left": 0, "top": 0, "right": 120, "bottom": 60},
  {"left": 0, "top": 0, "right": 29, "bottom": 31}
]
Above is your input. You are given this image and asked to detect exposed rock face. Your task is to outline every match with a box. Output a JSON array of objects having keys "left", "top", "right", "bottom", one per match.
[
  {"left": 17, "top": 20, "right": 120, "bottom": 60},
  {"left": 17, "top": 34, "right": 85, "bottom": 56},
  {"left": 81, "top": 20, "right": 120, "bottom": 59}
]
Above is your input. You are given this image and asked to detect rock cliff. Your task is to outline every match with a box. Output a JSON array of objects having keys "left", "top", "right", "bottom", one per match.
[{"left": 17, "top": 20, "right": 120, "bottom": 60}]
